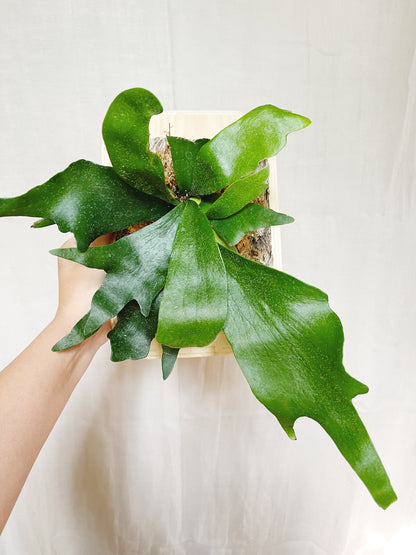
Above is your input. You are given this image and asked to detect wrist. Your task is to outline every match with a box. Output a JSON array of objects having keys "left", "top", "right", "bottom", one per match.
[{"left": 46, "top": 317, "right": 109, "bottom": 381}]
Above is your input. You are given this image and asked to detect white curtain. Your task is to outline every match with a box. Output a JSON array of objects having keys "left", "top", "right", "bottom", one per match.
[{"left": 1, "top": 1, "right": 415, "bottom": 553}]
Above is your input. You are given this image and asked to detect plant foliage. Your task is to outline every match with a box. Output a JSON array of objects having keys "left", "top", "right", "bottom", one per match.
[{"left": 0, "top": 88, "right": 396, "bottom": 508}]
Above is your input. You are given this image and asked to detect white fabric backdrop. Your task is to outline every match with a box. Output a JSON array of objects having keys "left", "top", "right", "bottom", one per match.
[{"left": 0, "top": 1, "right": 415, "bottom": 553}]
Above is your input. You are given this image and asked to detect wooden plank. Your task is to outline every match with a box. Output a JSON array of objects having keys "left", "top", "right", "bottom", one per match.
[{"left": 102, "top": 111, "right": 281, "bottom": 358}]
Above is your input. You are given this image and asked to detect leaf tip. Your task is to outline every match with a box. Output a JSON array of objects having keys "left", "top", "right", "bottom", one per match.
[
  {"left": 282, "top": 422, "right": 297, "bottom": 440},
  {"left": 350, "top": 376, "right": 370, "bottom": 398},
  {"left": 302, "top": 116, "right": 312, "bottom": 128},
  {"left": 161, "top": 345, "right": 179, "bottom": 379},
  {"left": 384, "top": 492, "right": 398, "bottom": 510},
  {"left": 374, "top": 484, "right": 398, "bottom": 510},
  {"left": 51, "top": 341, "right": 63, "bottom": 352}
]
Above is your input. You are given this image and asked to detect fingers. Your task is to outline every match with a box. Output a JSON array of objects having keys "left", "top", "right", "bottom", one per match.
[
  {"left": 59, "top": 232, "right": 115, "bottom": 250},
  {"left": 55, "top": 234, "right": 116, "bottom": 332},
  {"left": 60, "top": 236, "right": 77, "bottom": 249}
]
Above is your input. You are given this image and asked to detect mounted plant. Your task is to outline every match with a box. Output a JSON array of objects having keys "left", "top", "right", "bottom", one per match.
[{"left": 0, "top": 88, "right": 396, "bottom": 509}]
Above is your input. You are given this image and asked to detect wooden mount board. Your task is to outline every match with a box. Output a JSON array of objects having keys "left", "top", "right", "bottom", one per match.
[{"left": 101, "top": 111, "right": 282, "bottom": 358}]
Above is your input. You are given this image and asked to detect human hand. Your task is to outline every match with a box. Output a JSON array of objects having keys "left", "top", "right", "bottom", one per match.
[{"left": 53, "top": 233, "right": 115, "bottom": 352}]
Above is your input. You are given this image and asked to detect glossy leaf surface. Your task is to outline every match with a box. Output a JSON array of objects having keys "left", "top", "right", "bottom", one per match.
[
  {"left": 51, "top": 204, "right": 185, "bottom": 351},
  {"left": 190, "top": 105, "right": 311, "bottom": 195},
  {"left": 156, "top": 201, "right": 227, "bottom": 348},
  {"left": 51, "top": 312, "right": 92, "bottom": 352},
  {"left": 108, "top": 295, "right": 161, "bottom": 362},
  {"left": 168, "top": 137, "right": 209, "bottom": 193},
  {"left": 102, "top": 88, "right": 176, "bottom": 204},
  {"left": 211, "top": 204, "right": 294, "bottom": 245},
  {"left": 0, "top": 160, "right": 171, "bottom": 252},
  {"left": 221, "top": 247, "right": 397, "bottom": 509},
  {"left": 161, "top": 345, "right": 180, "bottom": 379},
  {"left": 205, "top": 166, "right": 270, "bottom": 219}
]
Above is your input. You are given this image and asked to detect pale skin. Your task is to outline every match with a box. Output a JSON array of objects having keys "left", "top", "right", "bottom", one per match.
[{"left": 0, "top": 234, "right": 114, "bottom": 534}]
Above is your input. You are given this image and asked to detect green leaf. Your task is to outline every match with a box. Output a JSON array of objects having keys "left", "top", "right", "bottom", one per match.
[
  {"left": 102, "top": 88, "right": 176, "bottom": 204},
  {"left": 167, "top": 137, "right": 209, "bottom": 193},
  {"left": 51, "top": 204, "right": 185, "bottom": 351},
  {"left": 156, "top": 200, "right": 227, "bottom": 348},
  {"left": 108, "top": 295, "right": 161, "bottom": 362},
  {"left": 190, "top": 105, "right": 310, "bottom": 195},
  {"left": 32, "top": 218, "right": 54, "bottom": 229},
  {"left": 211, "top": 204, "right": 294, "bottom": 245},
  {"left": 220, "top": 247, "right": 397, "bottom": 509},
  {"left": 51, "top": 312, "right": 92, "bottom": 352},
  {"left": 205, "top": 166, "right": 270, "bottom": 220},
  {"left": 161, "top": 344, "right": 179, "bottom": 379},
  {"left": 0, "top": 160, "right": 171, "bottom": 252},
  {"left": 199, "top": 193, "right": 221, "bottom": 214}
]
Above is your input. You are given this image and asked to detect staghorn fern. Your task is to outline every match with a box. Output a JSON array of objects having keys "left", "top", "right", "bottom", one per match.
[{"left": 0, "top": 88, "right": 396, "bottom": 509}]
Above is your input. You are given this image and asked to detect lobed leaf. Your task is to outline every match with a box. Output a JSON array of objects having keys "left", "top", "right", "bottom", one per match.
[
  {"left": 190, "top": 105, "right": 310, "bottom": 195},
  {"left": 220, "top": 246, "right": 397, "bottom": 509},
  {"left": 102, "top": 88, "right": 176, "bottom": 204},
  {"left": 156, "top": 200, "right": 227, "bottom": 348},
  {"left": 211, "top": 204, "right": 294, "bottom": 245},
  {"left": 205, "top": 166, "right": 270, "bottom": 220},
  {"left": 167, "top": 137, "right": 209, "bottom": 193},
  {"left": 0, "top": 160, "right": 171, "bottom": 252},
  {"left": 107, "top": 292, "right": 180, "bottom": 375},
  {"left": 108, "top": 295, "right": 161, "bottom": 362},
  {"left": 51, "top": 203, "right": 185, "bottom": 351}
]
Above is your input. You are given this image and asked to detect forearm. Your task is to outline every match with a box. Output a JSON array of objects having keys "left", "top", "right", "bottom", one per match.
[{"left": 0, "top": 317, "right": 109, "bottom": 533}]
